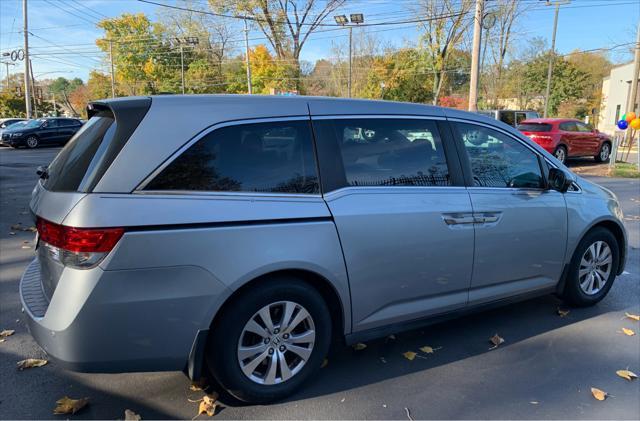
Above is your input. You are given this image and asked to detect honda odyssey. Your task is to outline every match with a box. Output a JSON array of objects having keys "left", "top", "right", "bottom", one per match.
[{"left": 21, "top": 95, "right": 627, "bottom": 403}]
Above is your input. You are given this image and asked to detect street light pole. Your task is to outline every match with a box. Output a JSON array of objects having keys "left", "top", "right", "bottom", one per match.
[
  {"left": 180, "top": 43, "right": 185, "bottom": 94},
  {"left": 468, "top": 0, "right": 484, "bottom": 111},
  {"left": 334, "top": 13, "right": 364, "bottom": 99},
  {"left": 543, "top": 1, "right": 568, "bottom": 118}
]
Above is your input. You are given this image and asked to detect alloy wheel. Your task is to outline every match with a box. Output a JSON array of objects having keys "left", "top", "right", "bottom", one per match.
[
  {"left": 578, "top": 240, "right": 612, "bottom": 295},
  {"left": 554, "top": 147, "right": 566, "bottom": 163},
  {"left": 26, "top": 136, "right": 38, "bottom": 148},
  {"left": 237, "top": 301, "right": 316, "bottom": 385},
  {"left": 600, "top": 144, "right": 610, "bottom": 161}
]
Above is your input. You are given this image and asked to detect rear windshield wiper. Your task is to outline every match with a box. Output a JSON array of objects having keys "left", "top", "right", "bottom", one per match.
[{"left": 36, "top": 165, "right": 49, "bottom": 180}]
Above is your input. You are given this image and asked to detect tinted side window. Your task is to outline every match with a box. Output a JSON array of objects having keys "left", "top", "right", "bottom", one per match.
[
  {"left": 559, "top": 122, "right": 577, "bottom": 131},
  {"left": 323, "top": 118, "right": 450, "bottom": 187},
  {"left": 576, "top": 122, "right": 593, "bottom": 132},
  {"left": 44, "top": 119, "right": 59, "bottom": 128},
  {"left": 455, "top": 123, "right": 543, "bottom": 189},
  {"left": 146, "top": 120, "right": 319, "bottom": 194},
  {"left": 515, "top": 112, "right": 527, "bottom": 125},
  {"left": 499, "top": 111, "right": 515, "bottom": 126},
  {"left": 59, "top": 119, "right": 75, "bottom": 127}
]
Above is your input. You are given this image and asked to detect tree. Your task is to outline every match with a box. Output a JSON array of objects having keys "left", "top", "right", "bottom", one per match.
[
  {"left": 68, "top": 85, "right": 91, "bottom": 118},
  {"left": 566, "top": 50, "right": 612, "bottom": 118},
  {"left": 0, "top": 93, "right": 26, "bottom": 117},
  {"left": 87, "top": 71, "right": 113, "bottom": 100},
  {"left": 208, "top": 0, "right": 344, "bottom": 89},
  {"left": 416, "top": 0, "right": 473, "bottom": 105},
  {"left": 49, "top": 77, "right": 84, "bottom": 116},
  {"left": 248, "top": 44, "right": 297, "bottom": 94}
]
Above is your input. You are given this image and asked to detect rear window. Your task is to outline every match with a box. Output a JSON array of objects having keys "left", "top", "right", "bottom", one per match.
[
  {"left": 144, "top": 120, "right": 319, "bottom": 194},
  {"left": 43, "top": 112, "right": 116, "bottom": 192},
  {"left": 517, "top": 123, "right": 552, "bottom": 132}
]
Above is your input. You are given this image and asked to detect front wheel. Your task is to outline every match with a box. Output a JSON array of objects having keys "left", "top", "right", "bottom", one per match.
[
  {"left": 561, "top": 227, "right": 619, "bottom": 307},
  {"left": 206, "top": 278, "right": 331, "bottom": 404},
  {"left": 26, "top": 136, "right": 39, "bottom": 149},
  {"left": 594, "top": 142, "right": 611, "bottom": 163}
]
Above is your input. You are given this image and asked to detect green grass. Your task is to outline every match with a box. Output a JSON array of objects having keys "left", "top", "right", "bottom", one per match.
[{"left": 612, "top": 162, "right": 640, "bottom": 178}]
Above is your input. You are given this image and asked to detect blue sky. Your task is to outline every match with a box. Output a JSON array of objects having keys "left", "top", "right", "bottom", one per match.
[{"left": 1, "top": 0, "right": 638, "bottom": 82}]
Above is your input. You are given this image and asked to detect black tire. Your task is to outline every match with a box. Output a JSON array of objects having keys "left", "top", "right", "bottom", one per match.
[
  {"left": 26, "top": 136, "right": 39, "bottom": 149},
  {"left": 553, "top": 145, "right": 567, "bottom": 164},
  {"left": 206, "top": 277, "right": 332, "bottom": 404},
  {"left": 561, "top": 227, "right": 619, "bottom": 307},
  {"left": 594, "top": 142, "right": 611, "bottom": 163}
]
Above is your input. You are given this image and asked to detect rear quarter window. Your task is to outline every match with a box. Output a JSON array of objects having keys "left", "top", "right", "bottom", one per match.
[
  {"left": 43, "top": 112, "right": 116, "bottom": 192},
  {"left": 144, "top": 120, "right": 319, "bottom": 194}
]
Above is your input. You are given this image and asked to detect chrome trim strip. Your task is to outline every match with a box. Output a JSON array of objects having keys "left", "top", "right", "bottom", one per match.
[
  {"left": 323, "top": 185, "right": 467, "bottom": 200},
  {"left": 132, "top": 190, "right": 323, "bottom": 200},
  {"left": 135, "top": 116, "right": 311, "bottom": 191}
]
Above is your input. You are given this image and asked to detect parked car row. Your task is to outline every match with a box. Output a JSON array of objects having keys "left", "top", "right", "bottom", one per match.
[
  {"left": 476, "top": 110, "right": 613, "bottom": 164},
  {"left": 0, "top": 117, "right": 84, "bottom": 148}
]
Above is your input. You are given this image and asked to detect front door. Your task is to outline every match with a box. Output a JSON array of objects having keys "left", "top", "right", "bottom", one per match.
[
  {"left": 575, "top": 121, "right": 600, "bottom": 155},
  {"left": 451, "top": 122, "right": 567, "bottom": 304},
  {"left": 39, "top": 119, "right": 59, "bottom": 143},
  {"left": 313, "top": 117, "right": 475, "bottom": 332}
]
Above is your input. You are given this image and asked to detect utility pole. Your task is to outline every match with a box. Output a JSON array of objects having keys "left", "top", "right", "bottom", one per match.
[
  {"left": 23, "top": 0, "right": 32, "bottom": 118},
  {"left": 348, "top": 26, "right": 353, "bottom": 98},
  {"left": 243, "top": 18, "right": 252, "bottom": 94},
  {"left": 2, "top": 61, "right": 14, "bottom": 91},
  {"left": 627, "top": 21, "right": 640, "bottom": 169},
  {"left": 543, "top": 1, "right": 568, "bottom": 118},
  {"left": 179, "top": 43, "right": 185, "bottom": 94},
  {"left": 29, "top": 58, "right": 37, "bottom": 118},
  {"left": 108, "top": 39, "right": 116, "bottom": 98},
  {"left": 468, "top": 0, "right": 484, "bottom": 111},
  {"left": 52, "top": 92, "right": 57, "bottom": 116}
]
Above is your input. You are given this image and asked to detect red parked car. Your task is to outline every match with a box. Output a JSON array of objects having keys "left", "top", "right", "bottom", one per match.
[{"left": 517, "top": 118, "right": 612, "bottom": 164}]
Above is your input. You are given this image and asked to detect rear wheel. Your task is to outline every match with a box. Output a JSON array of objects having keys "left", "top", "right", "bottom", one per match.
[
  {"left": 594, "top": 142, "right": 611, "bottom": 163},
  {"left": 206, "top": 278, "right": 331, "bottom": 404},
  {"left": 561, "top": 227, "right": 619, "bottom": 307},
  {"left": 553, "top": 145, "right": 567, "bottom": 164},
  {"left": 26, "top": 136, "right": 39, "bottom": 149}
]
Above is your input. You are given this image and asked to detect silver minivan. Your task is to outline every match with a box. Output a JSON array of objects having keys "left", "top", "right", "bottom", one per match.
[{"left": 21, "top": 96, "right": 627, "bottom": 403}]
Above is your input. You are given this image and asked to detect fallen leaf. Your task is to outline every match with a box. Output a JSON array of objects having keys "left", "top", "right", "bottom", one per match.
[
  {"left": 10, "top": 224, "right": 22, "bottom": 230},
  {"left": 352, "top": 342, "right": 367, "bottom": 351},
  {"left": 621, "top": 327, "right": 635, "bottom": 336},
  {"left": 419, "top": 345, "right": 442, "bottom": 354},
  {"left": 9, "top": 232, "right": 15, "bottom": 235},
  {"left": 530, "top": 401, "right": 539, "bottom": 405},
  {"left": 590, "top": 387, "right": 608, "bottom": 401},
  {"left": 125, "top": 409, "right": 142, "bottom": 420},
  {"left": 0, "top": 329, "right": 15, "bottom": 338},
  {"left": 557, "top": 308, "right": 570, "bottom": 317},
  {"left": 21, "top": 245, "right": 31, "bottom": 249},
  {"left": 53, "top": 396, "right": 89, "bottom": 415},
  {"left": 625, "top": 312, "right": 640, "bottom": 321},
  {"left": 402, "top": 351, "right": 417, "bottom": 361},
  {"left": 190, "top": 384, "right": 204, "bottom": 392},
  {"left": 489, "top": 334, "right": 505, "bottom": 349},
  {"left": 17, "top": 358, "right": 48, "bottom": 370},
  {"left": 616, "top": 369, "right": 638, "bottom": 381},
  {"left": 321, "top": 358, "right": 328, "bottom": 368},
  {"left": 197, "top": 394, "right": 218, "bottom": 417}
]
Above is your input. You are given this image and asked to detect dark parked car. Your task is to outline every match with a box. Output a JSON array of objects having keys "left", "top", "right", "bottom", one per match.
[
  {"left": 1, "top": 117, "right": 83, "bottom": 148},
  {"left": 0, "top": 118, "right": 29, "bottom": 145},
  {"left": 517, "top": 118, "right": 612, "bottom": 164}
]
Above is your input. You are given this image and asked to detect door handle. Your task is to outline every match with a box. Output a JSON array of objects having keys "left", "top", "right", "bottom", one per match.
[
  {"left": 474, "top": 212, "right": 501, "bottom": 224},
  {"left": 442, "top": 213, "right": 476, "bottom": 225}
]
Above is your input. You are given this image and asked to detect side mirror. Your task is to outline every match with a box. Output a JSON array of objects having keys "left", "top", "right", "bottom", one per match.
[{"left": 548, "top": 168, "right": 572, "bottom": 193}]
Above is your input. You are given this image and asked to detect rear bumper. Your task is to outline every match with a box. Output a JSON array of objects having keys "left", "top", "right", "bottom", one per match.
[{"left": 20, "top": 257, "right": 229, "bottom": 374}]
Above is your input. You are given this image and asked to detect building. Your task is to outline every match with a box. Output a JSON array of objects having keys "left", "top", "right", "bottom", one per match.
[{"left": 598, "top": 62, "right": 640, "bottom": 135}]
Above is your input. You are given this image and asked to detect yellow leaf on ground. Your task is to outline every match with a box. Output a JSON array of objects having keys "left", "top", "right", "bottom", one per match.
[
  {"left": 198, "top": 394, "right": 218, "bottom": 417},
  {"left": 591, "top": 387, "right": 608, "bottom": 401},
  {"left": 489, "top": 334, "right": 505, "bottom": 349},
  {"left": 402, "top": 351, "right": 417, "bottom": 361},
  {"left": 419, "top": 346, "right": 442, "bottom": 354},
  {"left": 125, "top": 409, "right": 141, "bottom": 420},
  {"left": 0, "top": 329, "right": 15, "bottom": 338},
  {"left": 53, "top": 396, "right": 89, "bottom": 415},
  {"left": 616, "top": 369, "right": 638, "bottom": 381},
  {"left": 625, "top": 312, "right": 640, "bottom": 321},
  {"left": 16, "top": 358, "right": 48, "bottom": 370},
  {"left": 557, "top": 308, "right": 570, "bottom": 317},
  {"left": 321, "top": 358, "right": 328, "bottom": 368},
  {"left": 621, "top": 327, "right": 635, "bottom": 336},
  {"left": 352, "top": 343, "right": 367, "bottom": 351}
]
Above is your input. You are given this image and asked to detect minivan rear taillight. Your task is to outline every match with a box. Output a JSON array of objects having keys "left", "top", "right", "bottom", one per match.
[{"left": 36, "top": 217, "right": 124, "bottom": 268}]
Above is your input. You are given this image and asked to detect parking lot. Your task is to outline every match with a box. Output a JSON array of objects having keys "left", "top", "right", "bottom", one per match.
[{"left": 0, "top": 146, "right": 638, "bottom": 420}]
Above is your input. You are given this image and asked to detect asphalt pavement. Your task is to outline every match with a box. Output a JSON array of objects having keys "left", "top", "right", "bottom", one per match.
[{"left": 0, "top": 147, "right": 638, "bottom": 420}]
